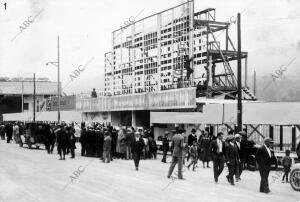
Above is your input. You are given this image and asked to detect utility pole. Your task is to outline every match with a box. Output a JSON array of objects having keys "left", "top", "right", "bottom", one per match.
[
  {"left": 237, "top": 13, "right": 242, "bottom": 132},
  {"left": 46, "top": 36, "right": 60, "bottom": 124},
  {"left": 33, "top": 73, "right": 36, "bottom": 122},
  {"left": 57, "top": 36, "right": 60, "bottom": 124},
  {"left": 254, "top": 70, "right": 256, "bottom": 96}
]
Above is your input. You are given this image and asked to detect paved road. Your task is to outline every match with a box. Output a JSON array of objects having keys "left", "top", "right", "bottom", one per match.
[{"left": 0, "top": 140, "right": 299, "bottom": 202}]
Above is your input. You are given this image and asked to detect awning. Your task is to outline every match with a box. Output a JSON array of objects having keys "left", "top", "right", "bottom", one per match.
[
  {"left": 3, "top": 111, "right": 82, "bottom": 122},
  {"left": 150, "top": 104, "right": 223, "bottom": 124},
  {"left": 151, "top": 102, "right": 300, "bottom": 125}
]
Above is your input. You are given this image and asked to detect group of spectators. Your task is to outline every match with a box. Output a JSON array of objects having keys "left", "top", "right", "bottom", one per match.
[
  {"left": 164, "top": 129, "right": 256, "bottom": 183},
  {"left": 0, "top": 121, "right": 159, "bottom": 171},
  {"left": 79, "top": 125, "right": 158, "bottom": 164},
  {"left": 1, "top": 121, "right": 300, "bottom": 193}
]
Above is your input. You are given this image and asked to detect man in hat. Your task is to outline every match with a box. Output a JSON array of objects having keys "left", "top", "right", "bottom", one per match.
[
  {"left": 225, "top": 135, "right": 240, "bottom": 185},
  {"left": 187, "top": 129, "right": 197, "bottom": 161},
  {"left": 210, "top": 132, "right": 226, "bottom": 183},
  {"left": 125, "top": 128, "right": 134, "bottom": 160},
  {"left": 234, "top": 134, "right": 243, "bottom": 181},
  {"left": 255, "top": 138, "right": 274, "bottom": 193},
  {"left": 239, "top": 130, "right": 255, "bottom": 169},
  {"left": 161, "top": 131, "right": 170, "bottom": 163},
  {"left": 131, "top": 131, "right": 145, "bottom": 170},
  {"left": 167, "top": 129, "right": 185, "bottom": 179},
  {"left": 56, "top": 125, "right": 68, "bottom": 160}
]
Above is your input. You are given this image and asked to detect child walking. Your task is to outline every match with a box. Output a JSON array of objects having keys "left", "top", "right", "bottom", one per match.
[
  {"left": 188, "top": 141, "right": 198, "bottom": 171},
  {"left": 282, "top": 149, "right": 292, "bottom": 183}
]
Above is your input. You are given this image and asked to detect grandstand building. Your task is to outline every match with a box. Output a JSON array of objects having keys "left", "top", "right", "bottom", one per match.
[
  {"left": 75, "top": 1, "right": 255, "bottom": 127},
  {"left": 0, "top": 77, "right": 58, "bottom": 120}
]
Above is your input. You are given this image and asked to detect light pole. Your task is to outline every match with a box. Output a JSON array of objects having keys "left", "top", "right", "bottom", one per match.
[{"left": 46, "top": 36, "right": 60, "bottom": 124}]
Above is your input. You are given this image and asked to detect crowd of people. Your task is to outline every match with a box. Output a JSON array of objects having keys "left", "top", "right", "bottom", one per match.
[{"left": 1, "top": 121, "right": 300, "bottom": 194}]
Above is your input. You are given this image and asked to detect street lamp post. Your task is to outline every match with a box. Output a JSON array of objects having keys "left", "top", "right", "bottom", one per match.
[{"left": 46, "top": 36, "right": 60, "bottom": 124}]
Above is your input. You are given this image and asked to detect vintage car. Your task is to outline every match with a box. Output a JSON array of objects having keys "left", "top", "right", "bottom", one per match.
[
  {"left": 21, "top": 122, "right": 48, "bottom": 149},
  {"left": 290, "top": 163, "right": 300, "bottom": 191}
]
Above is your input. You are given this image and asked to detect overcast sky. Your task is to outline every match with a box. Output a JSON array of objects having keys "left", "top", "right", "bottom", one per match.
[{"left": 0, "top": 0, "right": 299, "bottom": 94}]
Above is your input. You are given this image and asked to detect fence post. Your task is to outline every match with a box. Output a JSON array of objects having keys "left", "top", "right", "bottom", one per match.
[
  {"left": 280, "top": 125, "right": 283, "bottom": 151},
  {"left": 269, "top": 125, "right": 273, "bottom": 140}
]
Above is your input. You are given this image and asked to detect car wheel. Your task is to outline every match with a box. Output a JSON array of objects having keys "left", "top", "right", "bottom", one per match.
[{"left": 290, "top": 168, "right": 300, "bottom": 191}]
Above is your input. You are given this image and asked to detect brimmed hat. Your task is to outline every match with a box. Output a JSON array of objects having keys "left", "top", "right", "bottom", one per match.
[
  {"left": 238, "top": 131, "right": 247, "bottom": 136},
  {"left": 227, "top": 135, "right": 235, "bottom": 141},
  {"left": 191, "top": 128, "right": 196, "bottom": 133},
  {"left": 264, "top": 138, "right": 274, "bottom": 143},
  {"left": 234, "top": 134, "right": 241, "bottom": 139}
]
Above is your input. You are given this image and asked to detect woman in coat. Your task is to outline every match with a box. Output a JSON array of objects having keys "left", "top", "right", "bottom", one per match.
[
  {"left": 116, "top": 127, "right": 126, "bottom": 159},
  {"left": 199, "top": 131, "right": 212, "bottom": 168}
]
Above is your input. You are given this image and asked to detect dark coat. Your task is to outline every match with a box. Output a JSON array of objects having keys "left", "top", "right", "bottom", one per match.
[
  {"left": 79, "top": 129, "right": 87, "bottom": 145},
  {"left": 226, "top": 143, "right": 240, "bottom": 166},
  {"left": 234, "top": 141, "right": 244, "bottom": 160},
  {"left": 148, "top": 137, "right": 157, "bottom": 152},
  {"left": 69, "top": 134, "right": 77, "bottom": 149},
  {"left": 188, "top": 134, "right": 197, "bottom": 146},
  {"left": 162, "top": 137, "right": 169, "bottom": 151},
  {"left": 56, "top": 129, "right": 68, "bottom": 148},
  {"left": 255, "top": 145, "right": 272, "bottom": 169},
  {"left": 199, "top": 137, "right": 212, "bottom": 161},
  {"left": 210, "top": 139, "right": 226, "bottom": 157},
  {"left": 131, "top": 137, "right": 145, "bottom": 155}
]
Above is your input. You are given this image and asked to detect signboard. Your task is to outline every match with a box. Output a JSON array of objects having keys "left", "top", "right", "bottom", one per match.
[
  {"left": 76, "top": 87, "right": 196, "bottom": 112},
  {"left": 50, "top": 95, "right": 76, "bottom": 111}
]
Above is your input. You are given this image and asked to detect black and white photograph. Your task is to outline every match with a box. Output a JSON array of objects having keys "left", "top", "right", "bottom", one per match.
[{"left": 0, "top": 0, "right": 300, "bottom": 201}]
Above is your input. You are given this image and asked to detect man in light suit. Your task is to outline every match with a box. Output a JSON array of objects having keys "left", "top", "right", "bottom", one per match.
[
  {"left": 255, "top": 138, "right": 274, "bottom": 193},
  {"left": 167, "top": 129, "right": 185, "bottom": 179}
]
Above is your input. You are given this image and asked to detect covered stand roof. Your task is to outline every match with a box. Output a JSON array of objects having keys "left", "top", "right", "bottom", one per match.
[{"left": 151, "top": 102, "right": 300, "bottom": 125}]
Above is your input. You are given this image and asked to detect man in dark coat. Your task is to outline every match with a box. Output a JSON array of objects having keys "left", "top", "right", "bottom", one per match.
[
  {"left": 44, "top": 125, "right": 52, "bottom": 154},
  {"left": 95, "top": 128, "right": 102, "bottom": 158},
  {"left": 5, "top": 123, "right": 13, "bottom": 143},
  {"left": 226, "top": 135, "right": 240, "bottom": 185},
  {"left": 210, "top": 132, "right": 226, "bottom": 183},
  {"left": 103, "top": 131, "right": 112, "bottom": 163},
  {"left": 111, "top": 128, "right": 118, "bottom": 159},
  {"left": 56, "top": 125, "right": 68, "bottom": 160},
  {"left": 68, "top": 127, "right": 76, "bottom": 158},
  {"left": 255, "top": 138, "right": 274, "bottom": 193},
  {"left": 234, "top": 134, "right": 244, "bottom": 181},
  {"left": 167, "top": 129, "right": 185, "bottom": 179},
  {"left": 85, "top": 127, "right": 93, "bottom": 157},
  {"left": 161, "top": 131, "right": 169, "bottom": 163},
  {"left": 79, "top": 127, "right": 87, "bottom": 156},
  {"left": 131, "top": 132, "right": 145, "bottom": 171},
  {"left": 0, "top": 123, "right": 5, "bottom": 140}
]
